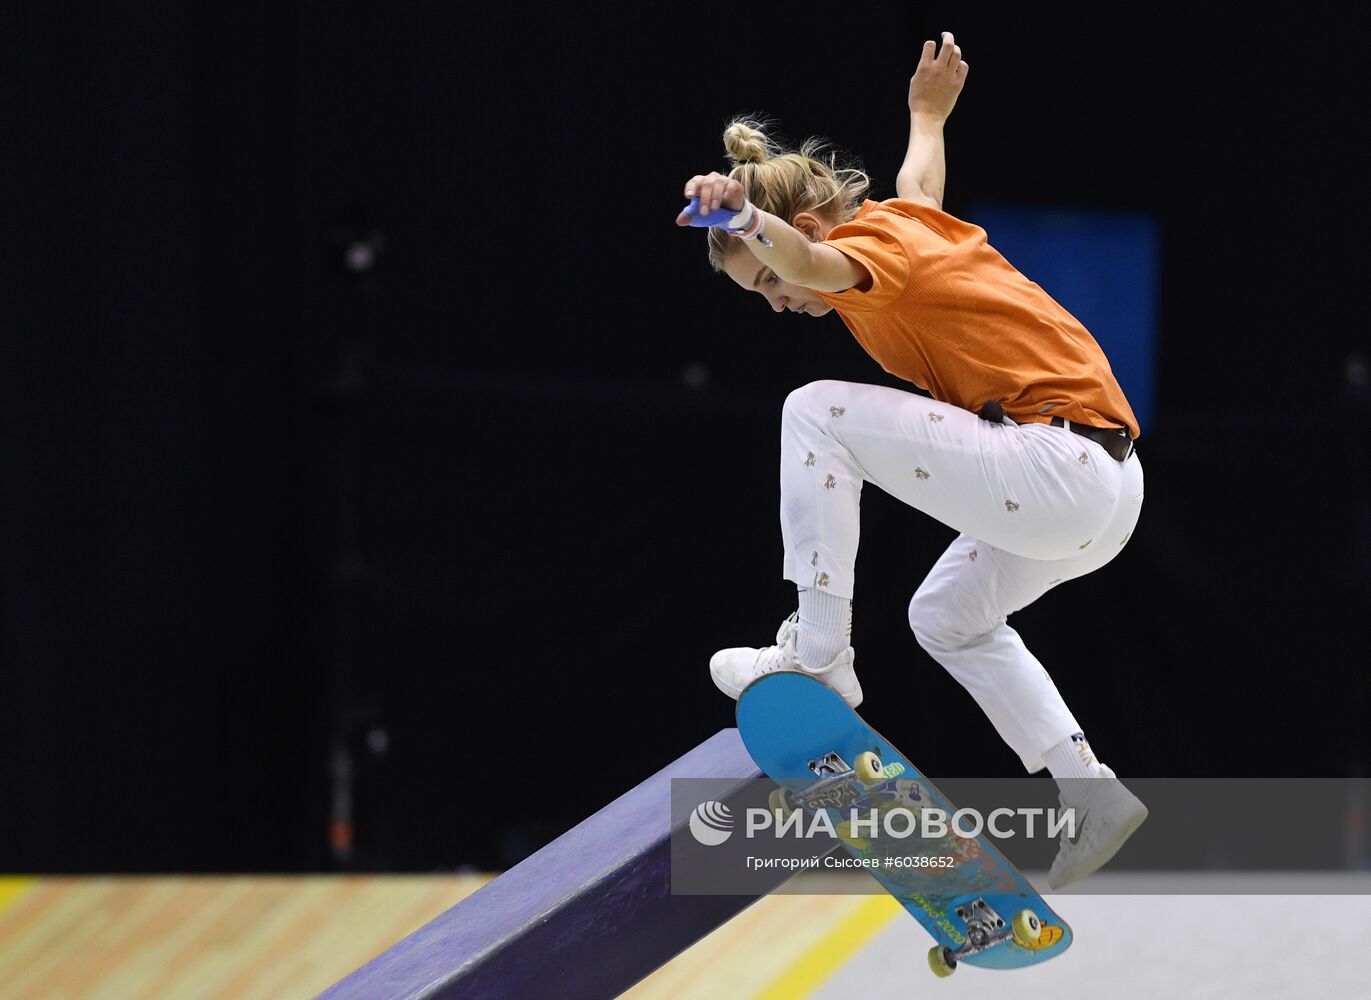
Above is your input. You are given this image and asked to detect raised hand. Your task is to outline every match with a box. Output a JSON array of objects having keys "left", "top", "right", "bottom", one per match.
[
  {"left": 676, "top": 172, "right": 746, "bottom": 226},
  {"left": 909, "top": 30, "right": 968, "bottom": 121}
]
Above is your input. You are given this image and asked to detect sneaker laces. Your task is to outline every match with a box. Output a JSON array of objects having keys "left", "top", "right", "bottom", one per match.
[
  {"left": 774, "top": 611, "right": 799, "bottom": 645},
  {"left": 752, "top": 613, "right": 801, "bottom": 675}
]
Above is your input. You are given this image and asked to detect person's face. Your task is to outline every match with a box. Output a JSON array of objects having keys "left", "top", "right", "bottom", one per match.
[{"left": 721, "top": 247, "right": 835, "bottom": 317}]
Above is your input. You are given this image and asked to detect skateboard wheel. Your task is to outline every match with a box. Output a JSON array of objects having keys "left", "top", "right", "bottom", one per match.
[
  {"left": 835, "top": 819, "right": 870, "bottom": 852},
  {"left": 854, "top": 751, "right": 884, "bottom": 786},
  {"left": 1011, "top": 909, "right": 1042, "bottom": 948},
  {"left": 768, "top": 787, "right": 796, "bottom": 819},
  {"left": 927, "top": 945, "right": 957, "bottom": 977}
]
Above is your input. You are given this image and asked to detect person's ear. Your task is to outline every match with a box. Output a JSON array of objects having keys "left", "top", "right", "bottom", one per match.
[{"left": 792, "top": 212, "right": 823, "bottom": 242}]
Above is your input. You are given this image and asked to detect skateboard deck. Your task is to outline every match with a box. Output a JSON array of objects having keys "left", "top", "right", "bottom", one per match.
[{"left": 736, "top": 671, "right": 1072, "bottom": 976}]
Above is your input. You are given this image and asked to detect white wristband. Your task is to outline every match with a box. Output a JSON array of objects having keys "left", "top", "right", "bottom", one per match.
[
  {"left": 724, "top": 201, "right": 756, "bottom": 232},
  {"left": 724, "top": 200, "right": 772, "bottom": 246}
]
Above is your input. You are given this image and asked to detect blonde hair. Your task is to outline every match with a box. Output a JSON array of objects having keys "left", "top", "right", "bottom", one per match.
[{"left": 706, "top": 116, "right": 872, "bottom": 271}]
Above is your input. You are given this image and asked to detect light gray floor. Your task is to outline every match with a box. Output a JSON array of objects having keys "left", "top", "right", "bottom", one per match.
[{"left": 812, "top": 874, "right": 1371, "bottom": 1000}]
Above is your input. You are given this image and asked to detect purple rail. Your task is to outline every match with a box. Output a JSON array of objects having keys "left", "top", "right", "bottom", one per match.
[{"left": 316, "top": 728, "right": 770, "bottom": 1000}]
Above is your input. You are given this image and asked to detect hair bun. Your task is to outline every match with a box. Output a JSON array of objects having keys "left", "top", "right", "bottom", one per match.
[{"left": 723, "top": 119, "right": 771, "bottom": 165}]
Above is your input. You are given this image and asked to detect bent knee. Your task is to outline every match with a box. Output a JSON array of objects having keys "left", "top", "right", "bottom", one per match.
[
  {"left": 908, "top": 587, "right": 997, "bottom": 652},
  {"left": 907, "top": 589, "right": 945, "bottom": 648}
]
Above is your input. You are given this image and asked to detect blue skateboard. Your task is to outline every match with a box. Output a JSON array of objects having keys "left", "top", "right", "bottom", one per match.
[{"left": 736, "top": 671, "right": 1072, "bottom": 977}]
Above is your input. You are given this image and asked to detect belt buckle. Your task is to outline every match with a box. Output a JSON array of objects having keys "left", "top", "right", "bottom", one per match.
[{"left": 1113, "top": 432, "right": 1134, "bottom": 462}]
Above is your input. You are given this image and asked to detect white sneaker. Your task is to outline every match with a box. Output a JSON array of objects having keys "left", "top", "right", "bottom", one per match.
[
  {"left": 1047, "top": 765, "right": 1149, "bottom": 889},
  {"left": 709, "top": 612, "right": 864, "bottom": 708}
]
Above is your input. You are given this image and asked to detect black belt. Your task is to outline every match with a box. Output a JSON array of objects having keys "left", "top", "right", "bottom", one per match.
[{"left": 1049, "top": 416, "right": 1134, "bottom": 462}]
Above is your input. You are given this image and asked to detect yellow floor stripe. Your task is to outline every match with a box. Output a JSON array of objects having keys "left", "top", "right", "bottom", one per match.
[
  {"left": 752, "top": 895, "right": 901, "bottom": 1000},
  {"left": 0, "top": 878, "right": 35, "bottom": 916}
]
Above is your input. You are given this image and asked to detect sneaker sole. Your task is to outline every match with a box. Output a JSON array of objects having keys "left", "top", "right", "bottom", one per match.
[
  {"left": 797, "top": 669, "right": 863, "bottom": 709},
  {"left": 714, "top": 665, "right": 863, "bottom": 709}
]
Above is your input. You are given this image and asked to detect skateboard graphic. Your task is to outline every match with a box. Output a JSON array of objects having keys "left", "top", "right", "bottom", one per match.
[{"left": 736, "top": 671, "right": 1072, "bottom": 977}]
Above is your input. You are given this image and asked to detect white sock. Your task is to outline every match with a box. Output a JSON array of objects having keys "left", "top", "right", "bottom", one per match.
[
  {"left": 1044, "top": 732, "right": 1104, "bottom": 781},
  {"left": 796, "top": 587, "right": 851, "bottom": 669}
]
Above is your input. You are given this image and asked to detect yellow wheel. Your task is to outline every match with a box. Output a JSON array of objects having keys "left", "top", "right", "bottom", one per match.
[
  {"left": 1011, "top": 909, "right": 1042, "bottom": 948},
  {"left": 835, "top": 819, "right": 871, "bottom": 852},
  {"left": 927, "top": 945, "right": 957, "bottom": 978},
  {"left": 854, "top": 751, "right": 884, "bottom": 786},
  {"left": 768, "top": 787, "right": 795, "bottom": 820}
]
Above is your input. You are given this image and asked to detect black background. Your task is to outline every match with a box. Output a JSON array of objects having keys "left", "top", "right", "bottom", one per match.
[{"left": 2, "top": 2, "right": 1367, "bottom": 873}]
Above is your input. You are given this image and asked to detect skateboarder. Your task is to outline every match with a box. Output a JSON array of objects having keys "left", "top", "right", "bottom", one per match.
[{"left": 677, "top": 32, "right": 1147, "bottom": 888}]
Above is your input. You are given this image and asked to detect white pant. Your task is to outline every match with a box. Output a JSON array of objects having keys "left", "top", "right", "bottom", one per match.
[{"left": 779, "top": 380, "right": 1144, "bottom": 772}]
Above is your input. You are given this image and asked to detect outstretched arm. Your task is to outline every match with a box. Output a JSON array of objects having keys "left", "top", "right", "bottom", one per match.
[{"left": 896, "top": 31, "right": 968, "bottom": 209}]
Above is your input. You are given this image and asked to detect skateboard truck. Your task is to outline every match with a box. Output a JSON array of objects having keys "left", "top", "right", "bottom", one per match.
[
  {"left": 806, "top": 750, "right": 851, "bottom": 777},
  {"left": 927, "top": 898, "right": 1044, "bottom": 978},
  {"left": 808, "top": 749, "right": 884, "bottom": 787},
  {"left": 769, "top": 750, "right": 889, "bottom": 815}
]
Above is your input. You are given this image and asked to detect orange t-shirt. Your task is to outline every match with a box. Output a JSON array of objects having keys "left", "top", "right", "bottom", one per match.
[{"left": 815, "top": 199, "right": 1140, "bottom": 439}]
